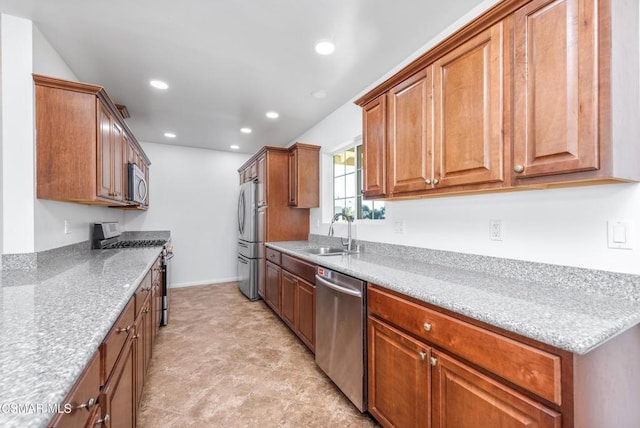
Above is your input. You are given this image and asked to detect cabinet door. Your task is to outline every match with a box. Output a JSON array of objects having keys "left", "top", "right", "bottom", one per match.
[
  {"left": 362, "top": 95, "right": 387, "bottom": 198},
  {"left": 281, "top": 270, "right": 297, "bottom": 329},
  {"left": 257, "top": 153, "right": 267, "bottom": 206},
  {"left": 97, "top": 102, "right": 113, "bottom": 199},
  {"left": 296, "top": 278, "right": 315, "bottom": 352},
  {"left": 387, "top": 68, "right": 434, "bottom": 195},
  {"left": 265, "top": 261, "right": 281, "bottom": 314},
  {"left": 103, "top": 337, "right": 135, "bottom": 428},
  {"left": 288, "top": 149, "right": 298, "bottom": 206},
  {"left": 433, "top": 22, "right": 505, "bottom": 188},
  {"left": 513, "top": 0, "right": 599, "bottom": 180},
  {"left": 112, "top": 122, "right": 125, "bottom": 201},
  {"left": 432, "top": 351, "right": 561, "bottom": 428},
  {"left": 133, "top": 310, "right": 145, "bottom": 412},
  {"left": 368, "top": 317, "right": 431, "bottom": 428}
]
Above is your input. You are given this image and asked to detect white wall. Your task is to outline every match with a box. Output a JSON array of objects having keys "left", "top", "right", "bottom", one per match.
[
  {"left": 1, "top": 14, "right": 35, "bottom": 254},
  {"left": 124, "top": 142, "right": 251, "bottom": 287},
  {"left": 294, "top": 0, "right": 640, "bottom": 275}
]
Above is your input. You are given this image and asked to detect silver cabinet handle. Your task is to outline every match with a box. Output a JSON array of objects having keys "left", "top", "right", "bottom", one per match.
[
  {"left": 116, "top": 325, "right": 131, "bottom": 333},
  {"left": 425, "top": 179, "right": 431, "bottom": 185},
  {"left": 76, "top": 396, "right": 96, "bottom": 411},
  {"left": 430, "top": 357, "right": 437, "bottom": 366},
  {"left": 315, "top": 275, "right": 362, "bottom": 298},
  {"left": 514, "top": 164, "right": 525, "bottom": 173},
  {"left": 95, "top": 413, "right": 110, "bottom": 425},
  {"left": 423, "top": 322, "right": 432, "bottom": 332},
  {"left": 418, "top": 351, "right": 427, "bottom": 361},
  {"left": 432, "top": 178, "right": 440, "bottom": 185}
]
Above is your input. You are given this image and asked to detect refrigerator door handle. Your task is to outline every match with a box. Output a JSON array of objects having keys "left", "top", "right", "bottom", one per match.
[{"left": 238, "top": 189, "right": 245, "bottom": 236}]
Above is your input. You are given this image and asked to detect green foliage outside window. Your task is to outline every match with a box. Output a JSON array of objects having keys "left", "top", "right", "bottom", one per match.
[{"left": 333, "top": 144, "right": 385, "bottom": 221}]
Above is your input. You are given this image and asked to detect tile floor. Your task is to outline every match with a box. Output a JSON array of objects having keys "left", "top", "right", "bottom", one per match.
[{"left": 137, "top": 282, "right": 378, "bottom": 427}]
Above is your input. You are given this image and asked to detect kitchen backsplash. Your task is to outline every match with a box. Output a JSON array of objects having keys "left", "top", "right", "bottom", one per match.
[{"left": 308, "top": 234, "right": 640, "bottom": 301}]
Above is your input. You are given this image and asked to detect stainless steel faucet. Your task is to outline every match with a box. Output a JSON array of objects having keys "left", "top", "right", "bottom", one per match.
[{"left": 328, "top": 213, "right": 353, "bottom": 252}]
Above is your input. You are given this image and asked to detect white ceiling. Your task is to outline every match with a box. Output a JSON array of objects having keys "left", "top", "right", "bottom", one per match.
[{"left": 1, "top": 0, "right": 484, "bottom": 154}]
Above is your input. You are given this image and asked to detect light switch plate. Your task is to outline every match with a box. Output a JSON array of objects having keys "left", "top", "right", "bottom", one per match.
[{"left": 607, "top": 220, "right": 632, "bottom": 249}]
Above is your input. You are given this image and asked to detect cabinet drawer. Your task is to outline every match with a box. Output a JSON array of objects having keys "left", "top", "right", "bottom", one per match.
[
  {"left": 266, "top": 248, "right": 281, "bottom": 265},
  {"left": 368, "top": 285, "right": 562, "bottom": 405},
  {"left": 281, "top": 253, "right": 316, "bottom": 284},
  {"left": 49, "top": 350, "right": 101, "bottom": 428},
  {"left": 134, "top": 272, "right": 152, "bottom": 316},
  {"left": 101, "top": 297, "right": 135, "bottom": 385}
]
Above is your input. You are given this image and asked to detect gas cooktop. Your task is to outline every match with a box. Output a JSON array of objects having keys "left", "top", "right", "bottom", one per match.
[{"left": 102, "top": 239, "right": 167, "bottom": 249}]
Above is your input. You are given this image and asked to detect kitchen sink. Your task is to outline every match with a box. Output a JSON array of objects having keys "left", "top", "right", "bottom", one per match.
[{"left": 301, "top": 246, "right": 347, "bottom": 256}]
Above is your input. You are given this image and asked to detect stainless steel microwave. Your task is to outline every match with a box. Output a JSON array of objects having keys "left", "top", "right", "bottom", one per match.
[{"left": 128, "top": 163, "right": 147, "bottom": 204}]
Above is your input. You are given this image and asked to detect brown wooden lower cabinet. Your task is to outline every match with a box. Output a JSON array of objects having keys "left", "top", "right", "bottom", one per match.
[
  {"left": 102, "top": 336, "right": 136, "bottom": 428},
  {"left": 432, "top": 351, "right": 561, "bottom": 428},
  {"left": 263, "top": 249, "right": 316, "bottom": 353},
  {"left": 295, "top": 277, "right": 315, "bottom": 352},
  {"left": 367, "top": 284, "right": 561, "bottom": 428},
  {"left": 368, "top": 317, "right": 430, "bottom": 428},
  {"left": 281, "top": 270, "right": 297, "bottom": 329},
  {"left": 265, "top": 260, "right": 281, "bottom": 313},
  {"left": 49, "top": 256, "right": 163, "bottom": 428}
]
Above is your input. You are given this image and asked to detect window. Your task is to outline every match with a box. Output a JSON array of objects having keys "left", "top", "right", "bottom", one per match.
[{"left": 333, "top": 144, "right": 385, "bottom": 221}]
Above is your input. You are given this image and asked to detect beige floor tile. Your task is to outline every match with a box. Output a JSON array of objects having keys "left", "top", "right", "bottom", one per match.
[{"left": 137, "top": 283, "right": 378, "bottom": 427}]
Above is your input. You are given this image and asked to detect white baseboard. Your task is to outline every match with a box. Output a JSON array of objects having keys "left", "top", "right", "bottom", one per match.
[{"left": 170, "top": 276, "right": 239, "bottom": 289}]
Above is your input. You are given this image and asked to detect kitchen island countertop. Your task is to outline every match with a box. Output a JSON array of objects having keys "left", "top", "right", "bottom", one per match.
[
  {"left": 0, "top": 244, "right": 164, "bottom": 428},
  {"left": 267, "top": 240, "right": 640, "bottom": 355}
]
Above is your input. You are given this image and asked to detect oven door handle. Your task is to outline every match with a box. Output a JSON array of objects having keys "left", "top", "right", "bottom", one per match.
[{"left": 315, "top": 275, "right": 362, "bottom": 298}]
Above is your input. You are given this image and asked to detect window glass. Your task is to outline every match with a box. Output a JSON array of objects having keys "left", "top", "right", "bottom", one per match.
[{"left": 333, "top": 143, "right": 385, "bottom": 221}]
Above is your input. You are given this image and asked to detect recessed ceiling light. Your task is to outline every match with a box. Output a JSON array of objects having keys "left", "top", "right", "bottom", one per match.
[
  {"left": 230, "top": 145, "right": 240, "bottom": 150},
  {"left": 314, "top": 40, "right": 335, "bottom": 55},
  {"left": 266, "top": 111, "right": 279, "bottom": 119},
  {"left": 150, "top": 80, "right": 169, "bottom": 90},
  {"left": 240, "top": 127, "right": 252, "bottom": 134},
  {"left": 164, "top": 132, "right": 176, "bottom": 138},
  {"left": 311, "top": 90, "right": 327, "bottom": 99}
]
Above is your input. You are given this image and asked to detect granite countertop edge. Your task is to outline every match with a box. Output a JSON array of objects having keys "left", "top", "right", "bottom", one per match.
[{"left": 266, "top": 241, "right": 640, "bottom": 355}]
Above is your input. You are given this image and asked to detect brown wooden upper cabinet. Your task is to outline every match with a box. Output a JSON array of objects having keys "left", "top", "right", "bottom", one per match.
[
  {"left": 512, "top": 0, "right": 603, "bottom": 184},
  {"left": 356, "top": 0, "right": 639, "bottom": 200},
  {"left": 288, "top": 143, "right": 320, "bottom": 208},
  {"left": 34, "top": 74, "right": 150, "bottom": 207},
  {"left": 362, "top": 95, "right": 387, "bottom": 198}
]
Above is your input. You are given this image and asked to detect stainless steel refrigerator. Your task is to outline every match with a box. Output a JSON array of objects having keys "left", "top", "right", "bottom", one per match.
[{"left": 237, "top": 180, "right": 259, "bottom": 300}]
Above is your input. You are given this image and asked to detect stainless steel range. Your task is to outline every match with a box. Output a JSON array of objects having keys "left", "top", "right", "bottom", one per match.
[{"left": 92, "top": 222, "right": 173, "bottom": 326}]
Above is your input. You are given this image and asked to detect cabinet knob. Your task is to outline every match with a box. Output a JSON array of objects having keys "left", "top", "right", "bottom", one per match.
[
  {"left": 116, "top": 325, "right": 131, "bottom": 334},
  {"left": 423, "top": 322, "right": 432, "bottom": 332},
  {"left": 143, "top": 307, "right": 149, "bottom": 314},
  {"left": 424, "top": 179, "right": 432, "bottom": 185},
  {"left": 514, "top": 164, "right": 525, "bottom": 173},
  {"left": 76, "top": 396, "right": 96, "bottom": 411},
  {"left": 95, "top": 413, "right": 110, "bottom": 425},
  {"left": 430, "top": 357, "right": 438, "bottom": 366},
  {"left": 418, "top": 351, "right": 427, "bottom": 361},
  {"left": 432, "top": 178, "right": 440, "bottom": 185}
]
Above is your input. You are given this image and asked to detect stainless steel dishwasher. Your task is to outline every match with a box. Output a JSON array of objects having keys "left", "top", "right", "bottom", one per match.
[{"left": 315, "top": 266, "right": 367, "bottom": 412}]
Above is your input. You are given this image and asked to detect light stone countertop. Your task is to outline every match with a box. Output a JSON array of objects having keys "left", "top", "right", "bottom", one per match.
[
  {"left": 267, "top": 240, "right": 640, "bottom": 355},
  {"left": 0, "top": 245, "right": 164, "bottom": 428}
]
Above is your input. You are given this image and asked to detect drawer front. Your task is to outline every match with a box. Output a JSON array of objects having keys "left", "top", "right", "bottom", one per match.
[
  {"left": 281, "top": 253, "right": 316, "bottom": 284},
  {"left": 134, "top": 271, "right": 152, "bottom": 316},
  {"left": 368, "top": 285, "right": 562, "bottom": 405},
  {"left": 151, "top": 257, "right": 162, "bottom": 286},
  {"left": 101, "top": 297, "right": 135, "bottom": 385},
  {"left": 266, "top": 248, "right": 281, "bottom": 265},
  {"left": 49, "top": 350, "right": 101, "bottom": 428}
]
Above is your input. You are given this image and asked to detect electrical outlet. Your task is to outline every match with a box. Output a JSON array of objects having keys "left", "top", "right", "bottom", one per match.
[
  {"left": 393, "top": 219, "right": 405, "bottom": 234},
  {"left": 489, "top": 220, "right": 503, "bottom": 241},
  {"left": 64, "top": 220, "right": 70, "bottom": 235}
]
